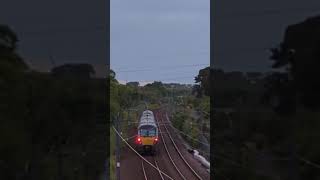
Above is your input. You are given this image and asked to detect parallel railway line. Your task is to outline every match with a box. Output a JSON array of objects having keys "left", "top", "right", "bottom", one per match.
[
  {"left": 112, "top": 126, "right": 174, "bottom": 180},
  {"left": 157, "top": 113, "right": 187, "bottom": 180},
  {"left": 141, "top": 156, "right": 165, "bottom": 180},
  {"left": 156, "top": 110, "right": 203, "bottom": 180},
  {"left": 141, "top": 160, "right": 148, "bottom": 180},
  {"left": 115, "top": 108, "right": 208, "bottom": 180}
]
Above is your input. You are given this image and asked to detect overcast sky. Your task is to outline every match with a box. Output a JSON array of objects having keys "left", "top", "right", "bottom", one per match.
[
  {"left": 2, "top": 1, "right": 320, "bottom": 80},
  {"left": 111, "top": 0, "right": 210, "bottom": 85},
  {"left": 213, "top": 0, "right": 320, "bottom": 72},
  {"left": 0, "top": 0, "right": 107, "bottom": 77}
]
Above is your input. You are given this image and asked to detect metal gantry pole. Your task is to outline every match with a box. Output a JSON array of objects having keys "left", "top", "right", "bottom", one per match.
[
  {"left": 116, "top": 113, "right": 120, "bottom": 180},
  {"left": 128, "top": 110, "right": 130, "bottom": 127}
]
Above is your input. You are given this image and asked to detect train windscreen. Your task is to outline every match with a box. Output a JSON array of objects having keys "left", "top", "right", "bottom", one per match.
[{"left": 139, "top": 125, "right": 156, "bottom": 137}]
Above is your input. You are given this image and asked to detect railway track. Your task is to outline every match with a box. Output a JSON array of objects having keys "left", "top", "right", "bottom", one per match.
[
  {"left": 141, "top": 156, "right": 165, "bottom": 180},
  {"left": 141, "top": 160, "right": 148, "bottom": 180},
  {"left": 116, "top": 108, "right": 208, "bottom": 180},
  {"left": 113, "top": 126, "right": 174, "bottom": 180},
  {"left": 157, "top": 114, "right": 187, "bottom": 180},
  {"left": 156, "top": 110, "right": 203, "bottom": 180}
]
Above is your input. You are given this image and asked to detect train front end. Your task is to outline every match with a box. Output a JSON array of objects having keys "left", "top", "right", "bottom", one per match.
[{"left": 136, "top": 110, "right": 159, "bottom": 155}]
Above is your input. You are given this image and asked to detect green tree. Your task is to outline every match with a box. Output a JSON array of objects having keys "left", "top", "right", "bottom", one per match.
[
  {"left": 51, "top": 63, "right": 95, "bottom": 78},
  {"left": 268, "top": 15, "right": 320, "bottom": 111},
  {"left": 0, "top": 25, "right": 28, "bottom": 73},
  {"left": 126, "top": 81, "right": 139, "bottom": 87},
  {"left": 194, "top": 67, "right": 210, "bottom": 96}
]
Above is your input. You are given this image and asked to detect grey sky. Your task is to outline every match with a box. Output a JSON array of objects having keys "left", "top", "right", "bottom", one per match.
[
  {"left": 213, "top": 0, "right": 320, "bottom": 72},
  {"left": 111, "top": 0, "right": 210, "bottom": 85},
  {"left": 3, "top": 0, "right": 316, "bottom": 80},
  {"left": 0, "top": 0, "right": 107, "bottom": 77}
]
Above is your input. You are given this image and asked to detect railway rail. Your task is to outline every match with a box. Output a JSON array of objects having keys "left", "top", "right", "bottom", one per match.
[
  {"left": 141, "top": 160, "right": 148, "bottom": 180},
  {"left": 156, "top": 110, "right": 203, "bottom": 180},
  {"left": 141, "top": 156, "right": 165, "bottom": 180},
  {"left": 114, "top": 108, "right": 209, "bottom": 180},
  {"left": 112, "top": 126, "right": 174, "bottom": 180},
  {"left": 157, "top": 113, "right": 187, "bottom": 180}
]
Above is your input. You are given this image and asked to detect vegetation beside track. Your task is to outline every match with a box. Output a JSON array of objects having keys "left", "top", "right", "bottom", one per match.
[{"left": 0, "top": 24, "right": 107, "bottom": 179}]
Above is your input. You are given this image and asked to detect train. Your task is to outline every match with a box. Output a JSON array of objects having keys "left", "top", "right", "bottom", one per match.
[{"left": 135, "top": 110, "right": 159, "bottom": 155}]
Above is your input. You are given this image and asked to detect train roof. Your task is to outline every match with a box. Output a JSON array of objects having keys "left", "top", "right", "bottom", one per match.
[
  {"left": 142, "top": 110, "right": 153, "bottom": 116},
  {"left": 138, "top": 110, "right": 157, "bottom": 128}
]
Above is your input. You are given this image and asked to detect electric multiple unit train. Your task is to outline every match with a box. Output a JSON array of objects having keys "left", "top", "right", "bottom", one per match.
[{"left": 135, "top": 110, "right": 159, "bottom": 154}]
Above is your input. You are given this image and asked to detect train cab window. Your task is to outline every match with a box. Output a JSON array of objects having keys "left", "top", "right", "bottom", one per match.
[{"left": 139, "top": 126, "right": 156, "bottom": 137}]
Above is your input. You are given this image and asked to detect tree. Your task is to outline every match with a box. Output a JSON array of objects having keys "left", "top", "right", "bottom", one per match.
[
  {"left": 0, "top": 24, "right": 28, "bottom": 72},
  {"left": 109, "top": 69, "right": 116, "bottom": 79},
  {"left": 194, "top": 67, "right": 210, "bottom": 96},
  {"left": 126, "top": 81, "right": 139, "bottom": 87},
  {"left": 0, "top": 24, "right": 18, "bottom": 51},
  {"left": 266, "top": 15, "right": 320, "bottom": 180},
  {"left": 192, "top": 84, "right": 202, "bottom": 98},
  {"left": 51, "top": 63, "right": 95, "bottom": 78},
  {"left": 0, "top": 25, "right": 107, "bottom": 179},
  {"left": 268, "top": 15, "right": 320, "bottom": 111}
]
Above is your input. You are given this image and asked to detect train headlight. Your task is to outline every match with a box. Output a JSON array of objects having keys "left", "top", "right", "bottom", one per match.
[
  {"left": 136, "top": 137, "right": 142, "bottom": 144},
  {"left": 154, "top": 138, "right": 158, "bottom": 144}
]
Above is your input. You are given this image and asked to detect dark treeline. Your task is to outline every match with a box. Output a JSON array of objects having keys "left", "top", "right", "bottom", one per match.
[
  {"left": 213, "top": 15, "right": 320, "bottom": 180},
  {"left": 0, "top": 25, "right": 107, "bottom": 179},
  {"left": 212, "top": 69, "right": 266, "bottom": 108}
]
